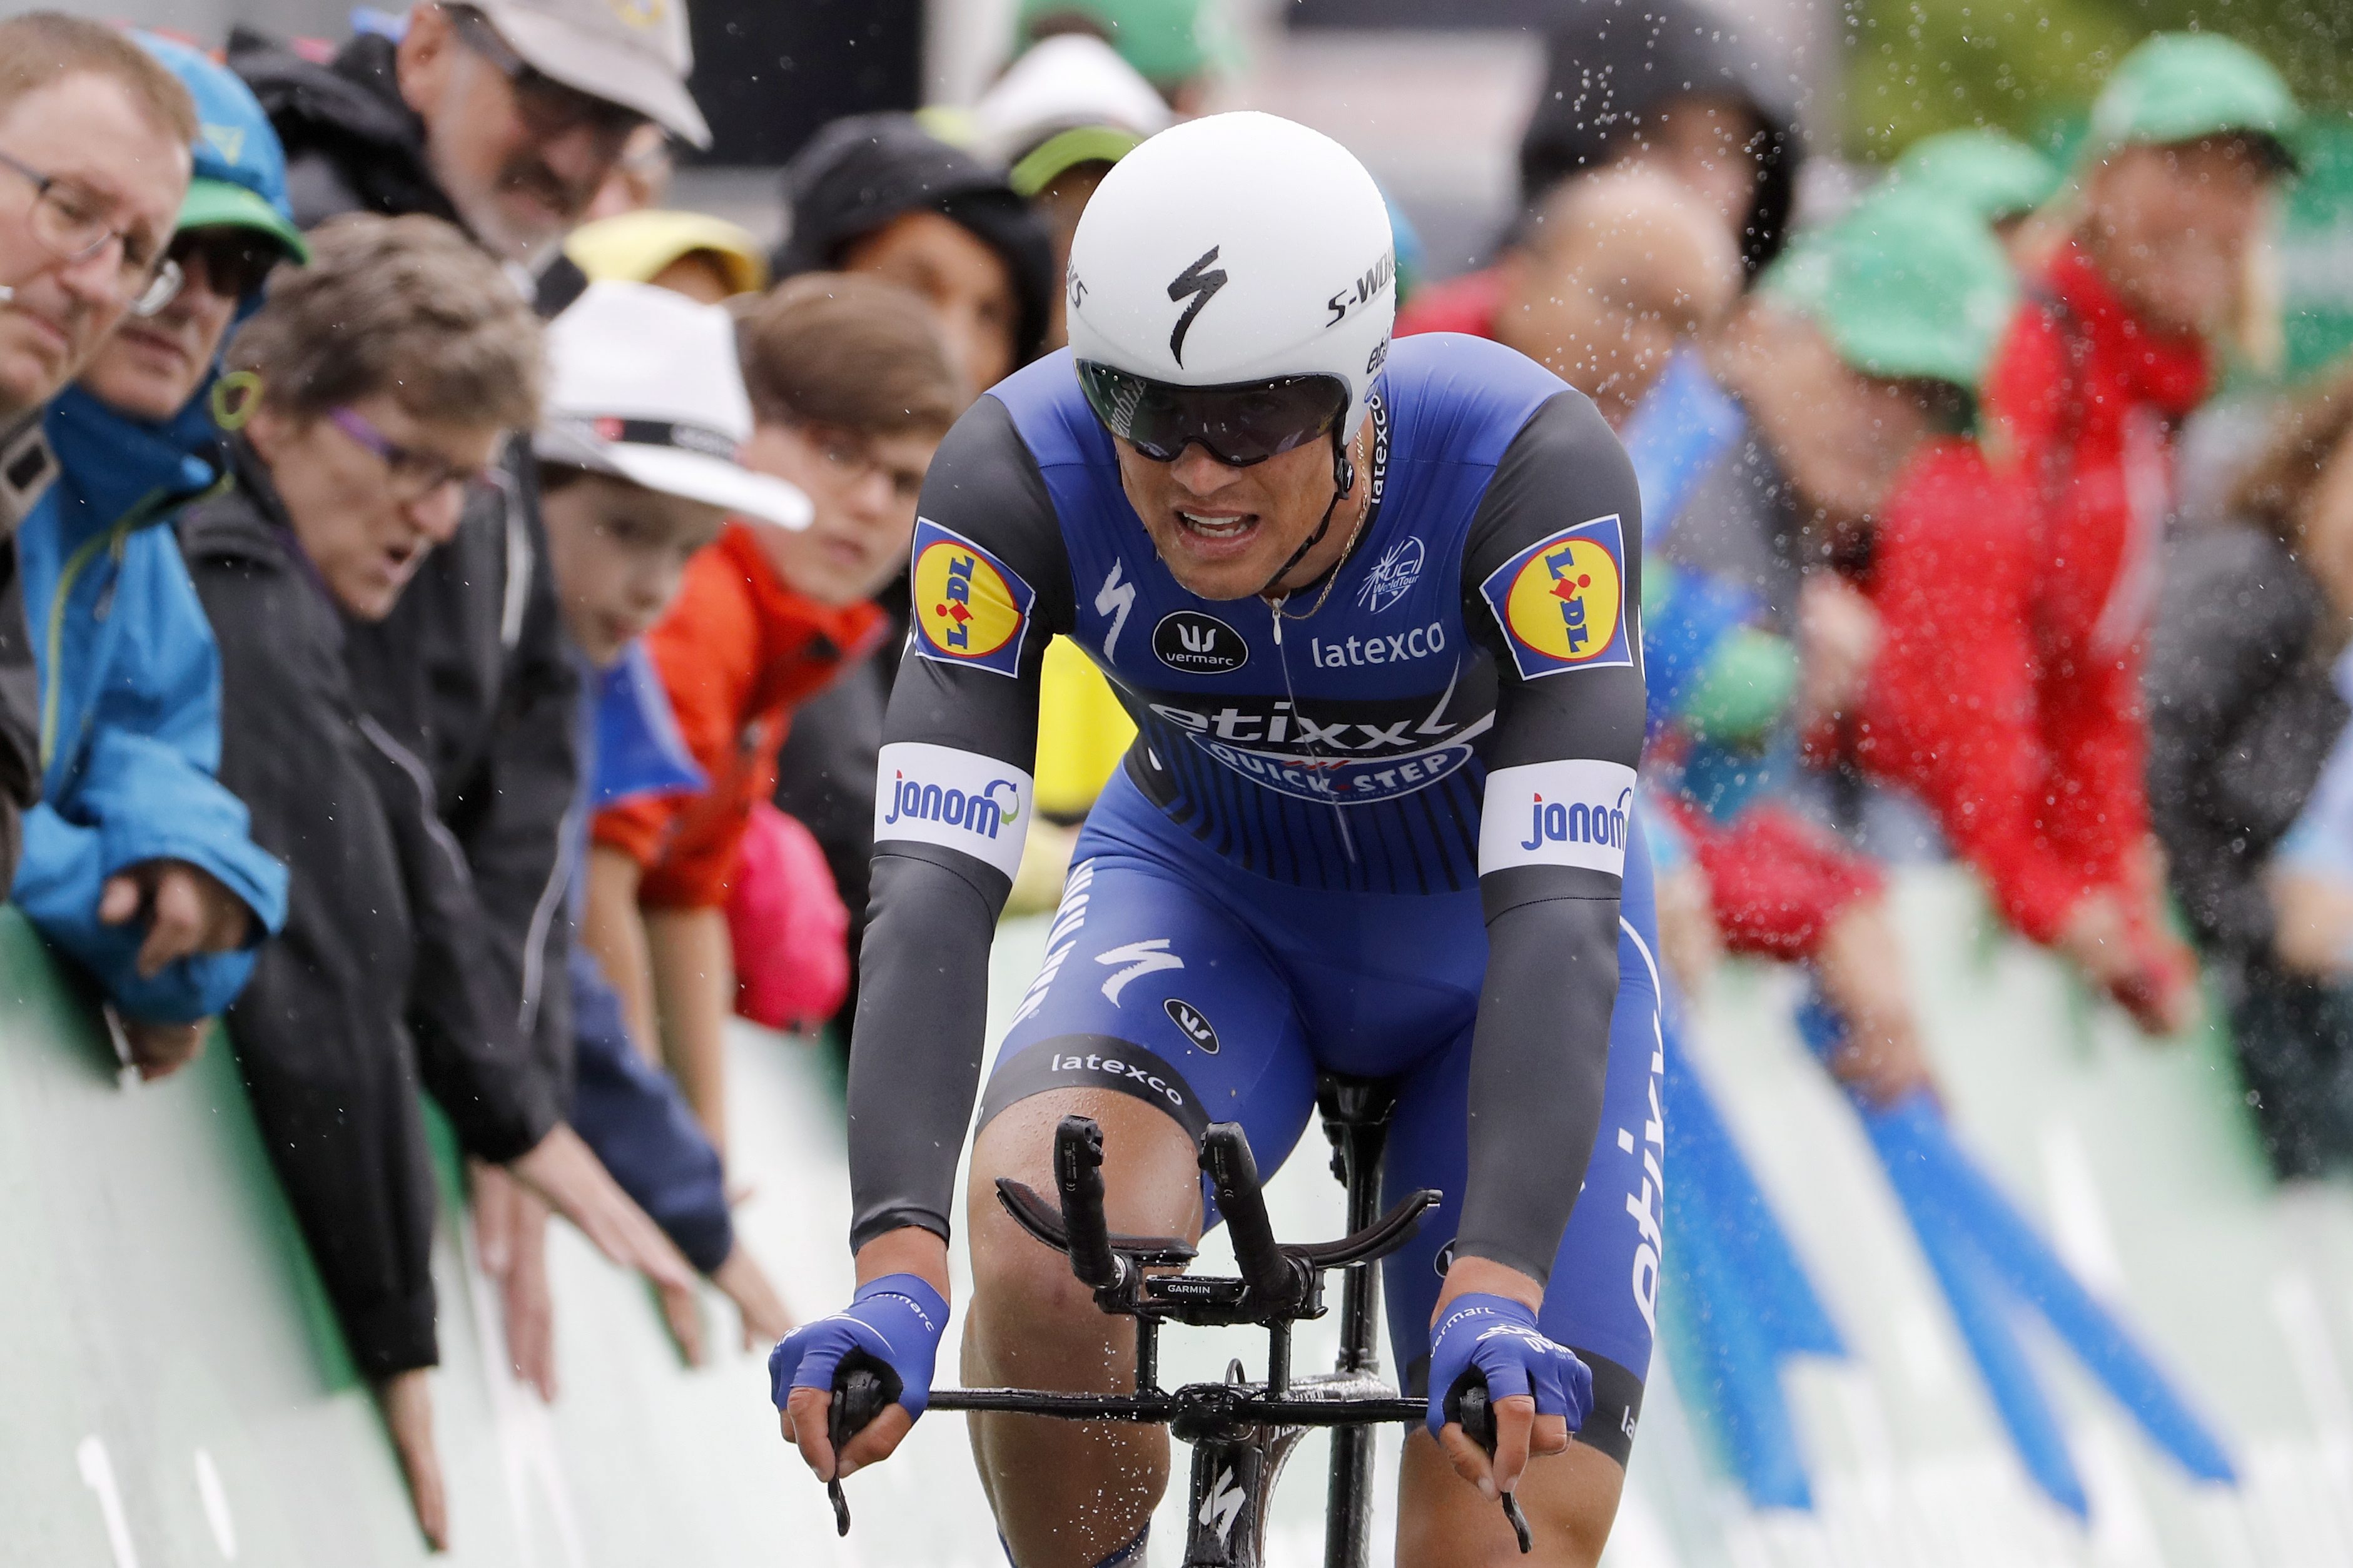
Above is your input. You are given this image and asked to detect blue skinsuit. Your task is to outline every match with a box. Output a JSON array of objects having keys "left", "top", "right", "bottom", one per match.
[{"left": 851, "top": 334, "right": 1664, "bottom": 1460}]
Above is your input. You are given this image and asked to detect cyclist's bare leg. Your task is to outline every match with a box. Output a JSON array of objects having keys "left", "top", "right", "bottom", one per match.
[
  {"left": 964, "top": 1086, "right": 1205, "bottom": 1567},
  {"left": 1395, "top": 1430, "right": 1624, "bottom": 1568}
]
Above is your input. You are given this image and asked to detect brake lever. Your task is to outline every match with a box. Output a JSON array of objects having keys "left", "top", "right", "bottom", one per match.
[
  {"left": 1452, "top": 1383, "right": 1534, "bottom": 1555},
  {"left": 827, "top": 1363, "right": 893, "bottom": 1537}
]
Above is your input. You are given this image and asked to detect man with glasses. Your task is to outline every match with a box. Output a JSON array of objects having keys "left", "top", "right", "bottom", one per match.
[
  {"left": 0, "top": 14, "right": 197, "bottom": 895},
  {"left": 231, "top": 2, "right": 704, "bottom": 296},
  {"left": 230, "top": 0, "right": 717, "bottom": 1396},
  {"left": 10, "top": 34, "right": 310, "bottom": 1085}
]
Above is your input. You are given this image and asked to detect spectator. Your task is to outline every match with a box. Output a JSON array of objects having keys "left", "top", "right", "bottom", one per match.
[
  {"left": 2148, "top": 364, "right": 2353, "bottom": 1174},
  {"left": 1964, "top": 33, "right": 2304, "bottom": 1033},
  {"left": 0, "top": 14, "right": 198, "bottom": 894},
  {"left": 234, "top": 0, "right": 714, "bottom": 1362},
  {"left": 1718, "top": 185, "right": 2193, "bottom": 1034},
  {"left": 566, "top": 208, "right": 766, "bottom": 303},
  {"left": 586, "top": 275, "right": 961, "bottom": 1154},
  {"left": 1480, "top": 166, "right": 1743, "bottom": 430},
  {"left": 11, "top": 35, "right": 302, "bottom": 1084},
  {"left": 766, "top": 119, "right": 1049, "bottom": 1044},
  {"left": 503, "top": 280, "right": 811, "bottom": 1387},
  {"left": 971, "top": 32, "right": 1171, "bottom": 352},
  {"left": 231, "top": 1, "right": 709, "bottom": 288},
  {"left": 770, "top": 111, "right": 1053, "bottom": 396},
  {"left": 584, "top": 122, "right": 676, "bottom": 220},
  {"left": 180, "top": 215, "right": 700, "bottom": 1549},
  {"left": 1399, "top": 0, "right": 1798, "bottom": 338},
  {"left": 1013, "top": 0, "right": 1228, "bottom": 114},
  {"left": 1887, "top": 126, "right": 2062, "bottom": 245}
]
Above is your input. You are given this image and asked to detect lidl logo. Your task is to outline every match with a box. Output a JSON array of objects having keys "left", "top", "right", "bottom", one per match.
[
  {"left": 911, "top": 518, "right": 1034, "bottom": 679},
  {"left": 1479, "top": 513, "right": 1634, "bottom": 681},
  {"left": 610, "top": 0, "right": 669, "bottom": 28}
]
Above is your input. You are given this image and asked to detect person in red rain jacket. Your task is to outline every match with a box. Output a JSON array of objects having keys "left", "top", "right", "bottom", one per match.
[{"left": 1906, "top": 33, "right": 2302, "bottom": 1033}]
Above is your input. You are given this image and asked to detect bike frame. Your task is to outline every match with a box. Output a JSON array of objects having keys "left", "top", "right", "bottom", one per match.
[{"left": 832, "top": 1080, "right": 1526, "bottom": 1565}]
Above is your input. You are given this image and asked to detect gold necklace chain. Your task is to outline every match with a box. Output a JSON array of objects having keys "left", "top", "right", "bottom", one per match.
[{"left": 1268, "top": 422, "right": 1377, "bottom": 625}]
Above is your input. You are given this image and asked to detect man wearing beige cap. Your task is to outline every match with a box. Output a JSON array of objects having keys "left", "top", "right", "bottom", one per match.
[{"left": 231, "top": 2, "right": 704, "bottom": 293}]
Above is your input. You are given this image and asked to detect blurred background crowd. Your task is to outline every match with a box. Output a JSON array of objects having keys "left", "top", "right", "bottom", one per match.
[{"left": 6, "top": 0, "right": 2353, "bottom": 1553}]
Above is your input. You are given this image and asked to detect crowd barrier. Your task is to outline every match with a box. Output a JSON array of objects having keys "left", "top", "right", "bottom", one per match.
[{"left": 5, "top": 868, "right": 2353, "bottom": 1566}]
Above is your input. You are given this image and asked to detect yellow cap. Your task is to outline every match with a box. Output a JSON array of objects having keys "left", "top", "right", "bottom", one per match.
[{"left": 565, "top": 210, "right": 769, "bottom": 298}]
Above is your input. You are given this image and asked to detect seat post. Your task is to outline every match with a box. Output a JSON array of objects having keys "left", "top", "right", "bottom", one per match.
[{"left": 1316, "top": 1074, "right": 1397, "bottom": 1568}]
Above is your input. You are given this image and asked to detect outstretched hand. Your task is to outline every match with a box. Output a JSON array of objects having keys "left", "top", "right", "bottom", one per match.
[
  {"left": 99, "top": 859, "right": 253, "bottom": 977},
  {"left": 507, "top": 1124, "right": 706, "bottom": 1366}
]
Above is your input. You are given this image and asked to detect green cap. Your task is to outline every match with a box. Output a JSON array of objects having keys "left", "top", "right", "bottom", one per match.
[
  {"left": 1891, "top": 128, "right": 2062, "bottom": 225},
  {"left": 1015, "top": 0, "right": 1223, "bottom": 89},
  {"left": 1763, "top": 188, "right": 2020, "bottom": 394},
  {"left": 176, "top": 177, "right": 310, "bottom": 264},
  {"left": 2085, "top": 32, "right": 2302, "bottom": 171}
]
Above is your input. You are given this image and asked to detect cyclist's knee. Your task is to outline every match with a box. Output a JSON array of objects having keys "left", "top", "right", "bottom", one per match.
[
  {"left": 1396, "top": 1427, "right": 1624, "bottom": 1568},
  {"left": 966, "top": 1085, "right": 1204, "bottom": 1348}
]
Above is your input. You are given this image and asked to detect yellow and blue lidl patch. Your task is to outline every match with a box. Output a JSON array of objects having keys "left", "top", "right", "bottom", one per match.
[
  {"left": 911, "top": 518, "right": 1035, "bottom": 679},
  {"left": 1479, "top": 513, "right": 1634, "bottom": 681}
]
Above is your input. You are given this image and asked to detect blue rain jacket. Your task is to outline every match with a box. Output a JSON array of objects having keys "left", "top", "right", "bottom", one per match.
[{"left": 11, "top": 387, "right": 290, "bottom": 1021}]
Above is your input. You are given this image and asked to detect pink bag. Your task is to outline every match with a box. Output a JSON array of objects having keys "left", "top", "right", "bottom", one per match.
[{"left": 726, "top": 801, "right": 851, "bottom": 1033}]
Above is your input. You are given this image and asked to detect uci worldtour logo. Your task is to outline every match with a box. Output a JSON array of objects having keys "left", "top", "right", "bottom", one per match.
[
  {"left": 1355, "top": 535, "right": 1422, "bottom": 612},
  {"left": 883, "top": 771, "right": 1021, "bottom": 842}
]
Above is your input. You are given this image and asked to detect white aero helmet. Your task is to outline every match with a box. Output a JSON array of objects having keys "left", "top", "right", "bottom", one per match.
[{"left": 1066, "top": 111, "right": 1395, "bottom": 483}]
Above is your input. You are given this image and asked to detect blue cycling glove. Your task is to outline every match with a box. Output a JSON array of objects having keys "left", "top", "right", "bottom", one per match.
[
  {"left": 1424, "top": 1293, "right": 1594, "bottom": 1439},
  {"left": 768, "top": 1273, "right": 949, "bottom": 1420}
]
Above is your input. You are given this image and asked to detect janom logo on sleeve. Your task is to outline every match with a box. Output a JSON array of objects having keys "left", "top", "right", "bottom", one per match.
[
  {"left": 910, "top": 518, "right": 1036, "bottom": 679},
  {"left": 1479, "top": 513, "right": 1634, "bottom": 681}
]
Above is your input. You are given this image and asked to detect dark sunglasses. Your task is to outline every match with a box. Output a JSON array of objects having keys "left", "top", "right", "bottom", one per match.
[
  {"left": 1075, "top": 362, "right": 1350, "bottom": 468},
  {"left": 450, "top": 8, "right": 647, "bottom": 144},
  {"left": 169, "top": 228, "right": 283, "bottom": 301}
]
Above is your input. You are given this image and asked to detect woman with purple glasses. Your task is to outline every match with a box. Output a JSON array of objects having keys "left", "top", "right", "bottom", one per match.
[{"left": 178, "top": 211, "right": 702, "bottom": 1551}]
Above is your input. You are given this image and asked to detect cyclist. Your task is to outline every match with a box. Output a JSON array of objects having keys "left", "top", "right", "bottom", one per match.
[{"left": 772, "top": 112, "right": 1661, "bottom": 1568}]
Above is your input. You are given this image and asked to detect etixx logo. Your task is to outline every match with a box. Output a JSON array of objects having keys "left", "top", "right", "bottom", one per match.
[
  {"left": 1153, "top": 609, "right": 1248, "bottom": 674},
  {"left": 1479, "top": 513, "right": 1634, "bottom": 681},
  {"left": 910, "top": 518, "right": 1035, "bottom": 679}
]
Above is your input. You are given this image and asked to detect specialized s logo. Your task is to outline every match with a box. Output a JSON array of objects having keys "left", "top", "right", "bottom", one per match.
[
  {"left": 1166, "top": 245, "right": 1228, "bottom": 367},
  {"left": 1478, "top": 513, "right": 1635, "bottom": 681},
  {"left": 910, "top": 518, "right": 1035, "bottom": 679}
]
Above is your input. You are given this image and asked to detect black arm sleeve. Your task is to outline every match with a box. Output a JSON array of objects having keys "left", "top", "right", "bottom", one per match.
[
  {"left": 845, "top": 396, "right": 1075, "bottom": 1251},
  {"left": 1454, "top": 391, "right": 1647, "bottom": 1286}
]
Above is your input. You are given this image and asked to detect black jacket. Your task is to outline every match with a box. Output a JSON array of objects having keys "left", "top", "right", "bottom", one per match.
[
  {"left": 2147, "top": 524, "right": 2349, "bottom": 984},
  {"left": 181, "top": 445, "right": 558, "bottom": 1160},
  {"left": 1518, "top": 0, "right": 1802, "bottom": 278},
  {"left": 230, "top": 27, "right": 585, "bottom": 1099},
  {"left": 0, "top": 412, "right": 52, "bottom": 888}
]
